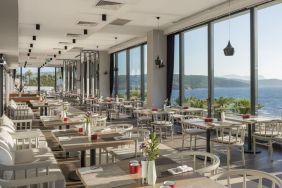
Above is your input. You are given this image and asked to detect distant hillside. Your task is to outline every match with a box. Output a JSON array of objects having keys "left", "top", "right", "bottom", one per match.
[
  {"left": 117, "top": 75, "right": 282, "bottom": 89},
  {"left": 173, "top": 75, "right": 249, "bottom": 89},
  {"left": 258, "top": 79, "right": 282, "bottom": 87}
]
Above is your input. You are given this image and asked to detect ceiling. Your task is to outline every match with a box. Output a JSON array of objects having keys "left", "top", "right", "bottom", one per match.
[{"left": 18, "top": 0, "right": 228, "bottom": 67}]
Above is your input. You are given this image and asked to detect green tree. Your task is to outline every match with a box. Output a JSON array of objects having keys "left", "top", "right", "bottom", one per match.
[{"left": 25, "top": 70, "right": 33, "bottom": 85}]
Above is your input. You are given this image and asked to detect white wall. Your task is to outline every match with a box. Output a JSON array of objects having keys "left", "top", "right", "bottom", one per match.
[
  {"left": 146, "top": 30, "right": 167, "bottom": 108},
  {"left": 99, "top": 51, "right": 110, "bottom": 97}
]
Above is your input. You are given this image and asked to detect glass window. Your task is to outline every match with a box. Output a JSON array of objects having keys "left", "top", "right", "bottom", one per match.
[
  {"left": 21, "top": 67, "right": 38, "bottom": 93},
  {"left": 213, "top": 13, "right": 250, "bottom": 116},
  {"left": 257, "top": 3, "right": 282, "bottom": 117},
  {"left": 117, "top": 51, "right": 127, "bottom": 98},
  {"left": 183, "top": 26, "right": 208, "bottom": 108},
  {"left": 171, "top": 34, "right": 180, "bottom": 105},
  {"left": 129, "top": 46, "right": 141, "bottom": 99},
  {"left": 40, "top": 67, "right": 55, "bottom": 94},
  {"left": 143, "top": 44, "right": 148, "bottom": 99}
]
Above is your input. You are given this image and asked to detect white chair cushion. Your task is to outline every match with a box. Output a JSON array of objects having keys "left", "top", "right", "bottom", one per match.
[
  {"left": 0, "top": 129, "right": 16, "bottom": 151},
  {"left": 1, "top": 115, "right": 16, "bottom": 133},
  {"left": 184, "top": 128, "right": 206, "bottom": 135}
]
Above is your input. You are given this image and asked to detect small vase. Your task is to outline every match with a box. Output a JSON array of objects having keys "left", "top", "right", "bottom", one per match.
[
  {"left": 221, "top": 111, "right": 225, "bottom": 121},
  {"left": 147, "top": 160, "right": 157, "bottom": 185},
  {"left": 85, "top": 122, "right": 91, "bottom": 137},
  {"left": 141, "top": 160, "right": 148, "bottom": 184}
]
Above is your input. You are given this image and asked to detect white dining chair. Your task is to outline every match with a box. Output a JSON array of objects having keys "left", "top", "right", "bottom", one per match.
[
  {"left": 210, "top": 169, "right": 282, "bottom": 188},
  {"left": 211, "top": 124, "right": 245, "bottom": 168}
]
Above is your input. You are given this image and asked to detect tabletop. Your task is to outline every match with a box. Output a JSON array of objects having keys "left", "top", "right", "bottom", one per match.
[
  {"left": 182, "top": 119, "right": 243, "bottom": 129},
  {"left": 226, "top": 115, "right": 281, "bottom": 124},
  {"left": 77, "top": 159, "right": 225, "bottom": 188},
  {"left": 59, "top": 133, "right": 135, "bottom": 152},
  {"left": 40, "top": 115, "right": 85, "bottom": 127}
]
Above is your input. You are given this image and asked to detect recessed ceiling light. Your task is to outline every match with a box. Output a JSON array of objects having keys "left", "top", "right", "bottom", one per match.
[
  {"left": 50, "top": 58, "right": 52, "bottom": 61},
  {"left": 30, "top": 43, "right": 33, "bottom": 48},
  {"left": 28, "top": 49, "right": 31, "bottom": 53},
  {"left": 72, "top": 39, "right": 76, "bottom": 44},
  {"left": 32, "top": 36, "right": 36, "bottom": 41},
  {"left": 64, "top": 46, "right": 68, "bottom": 50},
  {"left": 58, "top": 51, "right": 61, "bottom": 54},
  {"left": 54, "top": 54, "right": 56, "bottom": 58},
  {"left": 36, "top": 24, "right": 40, "bottom": 30},
  {"left": 27, "top": 53, "right": 30, "bottom": 56},
  {"left": 84, "top": 29, "right": 88, "bottom": 35}
]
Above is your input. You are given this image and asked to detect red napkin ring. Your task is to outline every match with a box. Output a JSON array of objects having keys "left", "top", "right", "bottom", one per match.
[
  {"left": 64, "top": 117, "right": 68, "bottom": 122},
  {"left": 242, "top": 114, "right": 250, "bottom": 119}
]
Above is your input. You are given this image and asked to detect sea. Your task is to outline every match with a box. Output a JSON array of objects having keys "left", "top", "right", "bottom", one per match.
[{"left": 171, "top": 87, "right": 282, "bottom": 118}]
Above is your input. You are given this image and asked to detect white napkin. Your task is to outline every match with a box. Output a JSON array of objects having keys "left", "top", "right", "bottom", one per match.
[{"left": 79, "top": 166, "right": 103, "bottom": 175}]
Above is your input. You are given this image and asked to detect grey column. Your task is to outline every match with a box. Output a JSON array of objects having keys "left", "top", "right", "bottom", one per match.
[
  {"left": 208, "top": 22, "right": 214, "bottom": 118},
  {"left": 37, "top": 68, "right": 40, "bottom": 93},
  {"left": 250, "top": 8, "right": 258, "bottom": 115},
  {"left": 126, "top": 49, "right": 130, "bottom": 99},
  {"left": 180, "top": 33, "right": 184, "bottom": 106}
]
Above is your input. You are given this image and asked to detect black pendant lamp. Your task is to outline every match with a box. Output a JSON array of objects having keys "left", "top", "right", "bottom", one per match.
[
  {"left": 154, "top": 16, "right": 164, "bottom": 68},
  {"left": 223, "top": 0, "right": 235, "bottom": 56}
]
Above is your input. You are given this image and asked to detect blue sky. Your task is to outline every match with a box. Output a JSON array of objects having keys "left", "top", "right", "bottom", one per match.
[{"left": 175, "top": 2, "right": 282, "bottom": 80}]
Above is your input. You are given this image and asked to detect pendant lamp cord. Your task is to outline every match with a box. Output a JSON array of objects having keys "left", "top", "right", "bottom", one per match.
[
  {"left": 156, "top": 17, "right": 160, "bottom": 57},
  {"left": 228, "top": 0, "right": 231, "bottom": 41}
]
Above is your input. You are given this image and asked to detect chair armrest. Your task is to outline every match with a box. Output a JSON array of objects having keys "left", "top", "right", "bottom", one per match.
[
  {"left": 11, "top": 130, "right": 42, "bottom": 139},
  {"left": 0, "top": 174, "right": 61, "bottom": 187},
  {"left": 0, "top": 160, "right": 52, "bottom": 171}
]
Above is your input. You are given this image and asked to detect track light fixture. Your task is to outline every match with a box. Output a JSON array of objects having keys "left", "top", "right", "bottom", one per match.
[
  {"left": 64, "top": 46, "right": 67, "bottom": 50},
  {"left": 84, "top": 29, "right": 88, "bottom": 35},
  {"left": 32, "top": 36, "right": 36, "bottom": 41},
  {"left": 54, "top": 54, "right": 56, "bottom": 58},
  {"left": 27, "top": 53, "right": 30, "bottom": 57},
  {"left": 24, "top": 61, "right": 27, "bottom": 68},
  {"left": 36, "top": 24, "right": 40, "bottom": 30},
  {"left": 58, "top": 51, "right": 61, "bottom": 55},
  {"left": 30, "top": 43, "right": 33, "bottom": 48},
  {"left": 102, "top": 14, "right": 107, "bottom": 21},
  {"left": 29, "top": 49, "right": 31, "bottom": 53},
  {"left": 50, "top": 58, "right": 52, "bottom": 61},
  {"left": 72, "top": 39, "right": 76, "bottom": 44}
]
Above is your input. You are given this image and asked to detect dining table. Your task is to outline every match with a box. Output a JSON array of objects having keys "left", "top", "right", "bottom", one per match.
[
  {"left": 55, "top": 132, "right": 136, "bottom": 181},
  {"left": 225, "top": 115, "right": 281, "bottom": 153},
  {"left": 40, "top": 115, "right": 85, "bottom": 129},
  {"left": 181, "top": 119, "right": 243, "bottom": 153},
  {"left": 29, "top": 99, "right": 62, "bottom": 116},
  {"left": 76, "top": 158, "right": 225, "bottom": 188}
]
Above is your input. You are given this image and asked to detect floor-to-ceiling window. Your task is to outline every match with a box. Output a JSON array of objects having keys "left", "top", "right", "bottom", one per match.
[
  {"left": 257, "top": 2, "right": 282, "bottom": 117},
  {"left": 213, "top": 12, "right": 250, "bottom": 116},
  {"left": 112, "top": 43, "right": 147, "bottom": 99},
  {"left": 117, "top": 51, "right": 127, "bottom": 98},
  {"left": 19, "top": 67, "right": 38, "bottom": 93},
  {"left": 129, "top": 46, "right": 141, "bottom": 98},
  {"left": 171, "top": 34, "right": 180, "bottom": 105},
  {"left": 183, "top": 26, "right": 208, "bottom": 108},
  {"left": 143, "top": 44, "right": 148, "bottom": 100},
  {"left": 40, "top": 67, "right": 56, "bottom": 94}
]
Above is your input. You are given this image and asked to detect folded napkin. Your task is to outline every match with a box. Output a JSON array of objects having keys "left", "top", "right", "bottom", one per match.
[
  {"left": 79, "top": 166, "right": 103, "bottom": 175},
  {"left": 168, "top": 165, "right": 193, "bottom": 175}
]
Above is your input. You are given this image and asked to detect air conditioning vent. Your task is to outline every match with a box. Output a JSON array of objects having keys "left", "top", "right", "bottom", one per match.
[
  {"left": 53, "top": 47, "right": 64, "bottom": 50},
  {"left": 66, "top": 33, "right": 82, "bottom": 38},
  {"left": 77, "top": 21, "right": 98, "bottom": 27},
  {"left": 110, "top": 18, "right": 131, "bottom": 26},
  {"left": 95, "top": 0, "right": 123, "bottom": 10},
  {"left": 59, "top": 41, "right": 71, "bottom": 45}
]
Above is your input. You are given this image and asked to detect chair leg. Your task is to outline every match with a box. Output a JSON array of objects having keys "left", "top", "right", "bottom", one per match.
[
  {"left": 190, "top": 135, "right": 193, "bottom": 151},
  {"left": 241, "top": 146, "right": 245, "bottom": 166},
  {"left": 253, "top": 137, "right": 256, "bottom": 156},
  {"left": 194, "top": 135, "right": 197, "bottom": 150},
  {"left": 182, "top": 134, "right": 185, "bottom": 149},
  {"left": 227, "top": 147, "right": 230, "bottom": 169},
  {"left": 269, "top": 140, "right": 273, "bottom": 161}
]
